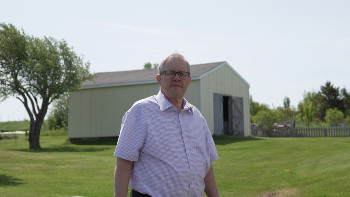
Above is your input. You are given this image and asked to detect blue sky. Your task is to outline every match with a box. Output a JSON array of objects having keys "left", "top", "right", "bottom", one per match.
[{"left": 1, "top": 0, "right": 350, "bottom": 121}]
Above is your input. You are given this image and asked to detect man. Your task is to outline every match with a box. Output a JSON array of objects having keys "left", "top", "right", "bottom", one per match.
[{"left": 114, "top": 53, "right": 220, "bottom": 197}]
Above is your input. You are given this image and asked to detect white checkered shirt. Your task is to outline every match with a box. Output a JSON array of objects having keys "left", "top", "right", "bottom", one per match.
[{"left": 114, "top": 91, "right": 219, "bottom": 197}]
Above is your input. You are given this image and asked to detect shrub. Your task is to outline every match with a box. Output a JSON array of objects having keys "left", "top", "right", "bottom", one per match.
[
  {"left": 47, "top": 93, "right": 68, "bottom": 130},
  {"left": 345, "top": 116, "right": 350, "bottom": 126},
  {"left": 325, "top": 108, "right": 344, "bottom": 125},
  {"left": 252, "top": 109, "right": 280, "bottom": 136}
]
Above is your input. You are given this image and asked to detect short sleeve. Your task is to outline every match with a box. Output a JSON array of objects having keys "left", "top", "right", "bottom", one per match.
[
  {"left": 114, "top": 103, "right": 148, "bottom": 161},
  {"left": 204, "top": 121, "right": 219, "bottom": 162}
]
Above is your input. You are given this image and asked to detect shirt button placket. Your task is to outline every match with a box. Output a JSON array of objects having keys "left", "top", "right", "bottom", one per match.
[{"left": 180, "top": 112, "right": 193, "bottom": 194}]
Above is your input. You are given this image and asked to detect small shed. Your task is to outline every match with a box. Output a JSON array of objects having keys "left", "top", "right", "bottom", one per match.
[{"left": 68, "top": 61, "right": 250, "bottom": 138}]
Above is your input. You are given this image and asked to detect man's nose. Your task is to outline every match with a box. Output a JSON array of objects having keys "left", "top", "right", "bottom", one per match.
[{"left": 172, "top": 73, "right": 181, "bottom": 80}]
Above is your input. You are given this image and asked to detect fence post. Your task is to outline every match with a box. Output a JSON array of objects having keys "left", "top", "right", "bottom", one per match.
[{"left": 324, "top": 127, "right": 327, "bottom": 137}]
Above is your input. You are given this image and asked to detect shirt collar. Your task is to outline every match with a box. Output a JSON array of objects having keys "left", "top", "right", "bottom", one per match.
[{"left": 155, "top": 91, "right": 193, "bottom": 115}]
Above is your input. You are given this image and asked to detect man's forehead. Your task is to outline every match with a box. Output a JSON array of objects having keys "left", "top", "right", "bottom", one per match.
[{"left": 164, "top": 58, "right": 188, "bottom": 70}]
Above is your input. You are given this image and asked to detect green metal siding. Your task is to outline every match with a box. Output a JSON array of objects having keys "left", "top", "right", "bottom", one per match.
[
  {"left": 68, "top": 80, "right": 201, "bottom": 138},
  {"left": 185, "top": 80, "right": 200, "bottom": 110}
]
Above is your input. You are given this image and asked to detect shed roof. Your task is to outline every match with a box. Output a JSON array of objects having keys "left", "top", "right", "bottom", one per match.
[{"left": 82, "top": 61, "right": 249, "bottom": 89}]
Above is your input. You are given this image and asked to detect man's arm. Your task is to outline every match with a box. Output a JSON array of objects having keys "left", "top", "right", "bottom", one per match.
[
  {"left": 114, "top": 157, "right": 133, "bottom": 197},
  {"left": 204, "top": 164, "right": 220, "bottom": 197}
]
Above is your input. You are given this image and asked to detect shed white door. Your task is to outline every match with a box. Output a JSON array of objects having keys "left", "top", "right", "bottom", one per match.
[
  {"left": 213, "top": 93, "right": 224, "bottom": 135},
  {"left": 231, "top": 97, "right": 244, "bottom": 136}
]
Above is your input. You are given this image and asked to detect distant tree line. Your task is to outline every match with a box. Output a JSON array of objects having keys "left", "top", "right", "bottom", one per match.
[{"left": 251, "top": 81, "right": 350, "bottom": 130}]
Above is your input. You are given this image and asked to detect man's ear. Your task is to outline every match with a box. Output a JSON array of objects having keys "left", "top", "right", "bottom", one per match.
[{"left": 156, "top": 74, "right": 161, "bottom": 84}]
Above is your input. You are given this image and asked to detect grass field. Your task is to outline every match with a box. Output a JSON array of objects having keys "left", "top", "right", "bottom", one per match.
[
  {"left": 0, "top": 120, "right": 67, "bottom": 136},
  {"left": 0, "top": 120, "right": 30, "bottom": 132},
  {"left": 1, "top": 134, "right": 350, "bottom": 197}
]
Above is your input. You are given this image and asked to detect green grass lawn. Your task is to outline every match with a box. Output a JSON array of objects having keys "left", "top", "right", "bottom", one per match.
[{"left": 1, "top": 135, "right": 350, "bottom": 197}]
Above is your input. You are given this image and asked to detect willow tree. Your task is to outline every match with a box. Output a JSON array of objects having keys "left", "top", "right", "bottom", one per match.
[{"left": 0, "top": 23, "right": 92, "bottom": 149}]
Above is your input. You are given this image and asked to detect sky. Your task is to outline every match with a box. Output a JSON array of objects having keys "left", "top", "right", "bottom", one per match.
[{"left": 0, "top": 0, "right": 350, "bottom": 121}]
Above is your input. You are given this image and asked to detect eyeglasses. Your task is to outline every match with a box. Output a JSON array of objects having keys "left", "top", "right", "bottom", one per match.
[{"left": 160, "top": 70, "right": 190, "bottom": 80}]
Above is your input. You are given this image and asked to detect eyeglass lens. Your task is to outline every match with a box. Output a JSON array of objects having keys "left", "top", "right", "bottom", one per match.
[{"left": 164, "top": 70, "right": 189, "bottom": 79}]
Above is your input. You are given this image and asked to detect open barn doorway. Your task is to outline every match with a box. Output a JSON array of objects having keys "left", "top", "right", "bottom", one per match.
[
  {"left": 214, "top": 93, "right": 244, "bottom": 136},
  {"left": 223, "top": 96, "right": 231, "bottom": 135}
]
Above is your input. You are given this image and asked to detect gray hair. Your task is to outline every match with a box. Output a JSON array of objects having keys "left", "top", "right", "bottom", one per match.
[{"left": 158, "top": 53, "right": 190, "bottom": 74}]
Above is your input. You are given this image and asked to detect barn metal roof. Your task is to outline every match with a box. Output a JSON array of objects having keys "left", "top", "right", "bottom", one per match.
[{"left": 82, "top": 61, "right": 250, "bottom": 89}]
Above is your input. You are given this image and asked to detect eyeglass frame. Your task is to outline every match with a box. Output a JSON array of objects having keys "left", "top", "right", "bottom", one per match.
[{"left": 160, "top": 70, "right": 191, "bottom": 80}]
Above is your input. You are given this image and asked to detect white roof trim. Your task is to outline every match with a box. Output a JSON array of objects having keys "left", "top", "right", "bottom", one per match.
[
  {"left": 199, "top": 61, "right": 250, "bottom": 88},
  {"left": 80, "top": 77, "right": 201, "bottom": 90},
  {"left": 80, "top": 80, "right": 157, "bottom": 89}
]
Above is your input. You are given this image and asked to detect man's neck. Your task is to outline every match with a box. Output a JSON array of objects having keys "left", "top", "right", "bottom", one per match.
[
  {"left": 163, "top": 93, "right": 184, "bottom": 112},
  {"left": 170, "top": 98, "right": 183, "bottom": 112}
]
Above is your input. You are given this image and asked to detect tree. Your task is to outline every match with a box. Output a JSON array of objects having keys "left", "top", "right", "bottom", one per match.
[
  {"left": 47, "top": 92, "right": 69, "bottom": 130},
  {"left": 143, "top": 62, "right": 152, "bottom": 69},
  {"left": 345, "top": 116, "right": 350, "bottom": 126},
  {"left": 277, "top": 96, "right": 298, "bottom": 122},
  {"left": 325, "top": 108, "right": 344, "bottom": 126},
  {"left": 341, "top": 88, "right": 350, "bottom": 117},
  {"left": 0, "top": 23, "right": 92, "bottom": 149},
  {"left": 320, "top": 81, "right": 343, "bottom": 116},
  {"left": 276, "top": 106, "right": 297, "bottom": 122},
  {"left": 143, "top": 62, "right": 159, "bottom": 69},
  {"left": 153, "top": 63, "right": 159, "bottom": 69},
  {"left": 250, "top": 95, "right": 269, "bottom": 116},
  {"left": 283, "top": 96, "right": 290, "bottom": 109},
  {"left": 301, "top": 91, "right": 323, "bottom": 121},
  {"left": 298, "top": 102, "right": 315, "bottom": 127}
]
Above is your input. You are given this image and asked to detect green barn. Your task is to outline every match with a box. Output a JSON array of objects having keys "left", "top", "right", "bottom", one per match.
[{"left": 68, "top": 61, "right": 250, "bottom": 138}]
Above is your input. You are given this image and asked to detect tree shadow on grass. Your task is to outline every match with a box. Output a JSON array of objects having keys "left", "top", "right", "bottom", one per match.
[
  {"left": 0, "top": 174, "right": 24, "bottom": 186},
  {"left": 213, "top": 135, "right": 263, "bottom": 145},
  {"left": 68, "top": 137, "right": 118, "bottom": 146}
]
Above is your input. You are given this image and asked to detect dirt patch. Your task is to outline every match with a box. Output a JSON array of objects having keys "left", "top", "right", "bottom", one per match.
[{"left": 260, "top": 188, "right": 298, "bottom": 197}]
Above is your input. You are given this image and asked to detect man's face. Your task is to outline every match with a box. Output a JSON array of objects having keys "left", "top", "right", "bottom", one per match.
[{"left": 156, "top": 57, "right": 191, "bottom": 100}]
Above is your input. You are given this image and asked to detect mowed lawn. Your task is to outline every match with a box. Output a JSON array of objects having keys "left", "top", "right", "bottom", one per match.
[{"left": 1, "top": 135, "right": 350, "bottom": 197}]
